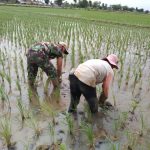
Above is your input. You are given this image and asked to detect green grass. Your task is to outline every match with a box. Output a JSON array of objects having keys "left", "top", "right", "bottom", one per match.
[{"left": 0, "top": 6, "right": 150, "bottom": 28}]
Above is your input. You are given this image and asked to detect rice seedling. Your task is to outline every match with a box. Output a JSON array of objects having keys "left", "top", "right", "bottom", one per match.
[
  {"left": 59, "top": 143, "right": 67, "bottom": 150},
  {"left": 17, "top": 98, "right": 29, "bottom": 126},
  {"left": 14, "top": 51, "right": 19, "bottom": 80},
  {"left": 26, "top": 112, "right": 41, "bottom": 138},
  {"left": 109, "top": 142, "right": 121, "bottom": 150},
  {"left": 0, "top": 85, "right": 11, "bottom": 113},
  {"left": 23, "top": 142, "right": 30, "bottom": 150},
  {"left": 19, "top": 55, "right": 26, "bottom": 83},
  {"left": 129, "top": 100, "right": 139, "bottom": 114},
  {"left": 0, "top": 117, "right": 12, "bottom": 148},
  {"left": 41, "top": 102, "right": 57, "bottom": 125},
  {"left": 139, "top": 112, "right": 146, "bottom": 137},
  {"left": 71, "top": 41, "right": 75, "bottom": 68},
  {"left": 51, "top": 87, "right": 60, "bottom": 103},
  {"left": 0, "top": 71, "right": 5, "bottom": 84},
  {"left": 80, "top": 122, "right": 95, "bottom": 149},
  {"left": 125, "top": 130, "right": 138, "bottom": 150},
  {"left": 83, "top": 102, "right": 92, "bottom": 123},
  {"left": 125, "top": 65, "right": 131, "bottom": 86},
  {"left": 48, "top": 122, "right": 56, "bottom": 145},
  {"left": 16, "top": 79, "right": 22, "bottom": 96},
  {"left": 5, "top": 73, "right": 12, "bottom": 93},
  {"left": 64, "top": 113, "right": 74, "bottom": 136}
]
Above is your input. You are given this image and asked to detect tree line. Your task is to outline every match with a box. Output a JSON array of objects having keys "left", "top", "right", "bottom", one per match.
[
  {"left": 53, "top": 0, "right": 149, "bottom": 13},
  {"left": 0, "top": 0, "right": 149, "bottom": 13}
]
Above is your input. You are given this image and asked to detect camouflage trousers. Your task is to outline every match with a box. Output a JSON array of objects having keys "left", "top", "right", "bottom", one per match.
[{"left": 27, "top": 50, "right": 57, "bottom": 85}]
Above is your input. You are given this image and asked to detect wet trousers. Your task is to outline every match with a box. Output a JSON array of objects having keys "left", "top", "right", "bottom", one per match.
[
  {"left": 68, "top": 73, "right": 98, "bottom": 113},
  {"left": 27, "top": 50, "right": 57, "bottom": 86}
]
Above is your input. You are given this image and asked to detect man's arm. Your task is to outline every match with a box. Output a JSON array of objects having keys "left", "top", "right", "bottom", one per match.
[
  {"left": 99, "top": 73, "right": 113, "bottom": 104},
  {"left": 57, "top": 57, "right": 63, "bottom": 82}
]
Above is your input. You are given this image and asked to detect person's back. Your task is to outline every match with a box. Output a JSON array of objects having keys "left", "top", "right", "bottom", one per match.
[
  {"left": 74, "top": 59, "right": 114, "bottom": 87},
  {"left": 26, "top": 41, "right": 69, "bottom": 89},
  {"left": 68, "top": 54, "right": 118, "bottom": 114}
]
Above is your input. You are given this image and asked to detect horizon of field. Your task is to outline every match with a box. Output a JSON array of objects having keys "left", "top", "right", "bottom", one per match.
[{"left": 0, "top": 5, "right": 150, "bottom": 28}]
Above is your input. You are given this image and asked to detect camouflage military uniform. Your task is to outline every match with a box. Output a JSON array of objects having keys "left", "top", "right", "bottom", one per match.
[{"left": 27, "top": 42, "right": 63, "bottom": 84}]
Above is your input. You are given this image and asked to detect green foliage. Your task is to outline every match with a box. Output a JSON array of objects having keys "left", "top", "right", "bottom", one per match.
[
  {"left": 80, "top": 122, "right": 95, "bottom": 148},
  {"left": 64, "top": 113, "right": 74, "bottom": 135},
  {"left": 0, "top": 118, "right": 12, "bottom": 148}
]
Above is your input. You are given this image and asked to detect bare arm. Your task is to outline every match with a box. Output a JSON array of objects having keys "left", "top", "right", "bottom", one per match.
[
  {"left": 99, "top": 73, "right": 113, "bottom": 104},
  {"left": 57, "top": 57, "right": 63, "bottom": 79}
]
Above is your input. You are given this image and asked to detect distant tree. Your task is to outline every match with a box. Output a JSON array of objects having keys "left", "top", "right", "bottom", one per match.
[
  {"left": 144, "top": 10, "right": 149, "bottom": 14},
  {"left": 128, "top": 7, "right": 135, "bottom": 12},
  {"left": 122, "top": 5, "right": 128, "bottom": 11},
  {"left": 93, "top": 1, "right": 101, "bottom": 8},
  {"left": 54, "top": 0, "right": 64, "bottom": 6},
  {"left": 137, "top": 8, "right": 144, "bottom": 12},
  {"left": 63, "top": 1, "right": 69, "bottom": 6},
  {"left": 78, "top": 0, "right": 88, "bottom": 8},
  {"left": 45, "top": 0, "right": 49, "bottom": 5},
  {"left": 74, "top": 0, "right": 77, "bottom": 4},
  {"left": 111, "top": 4, "right": 122, "bottom": 11},
  {"left": 88, "top": 0, "right": 92, "bottom": 7},
  {"left": 102, "top": 3, "right": 107, "bottom": 9}
]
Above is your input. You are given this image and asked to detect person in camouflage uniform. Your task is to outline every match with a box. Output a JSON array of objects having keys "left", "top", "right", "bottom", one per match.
[{"left": 26, "top": 41, "right": 69, "bottom": 89}]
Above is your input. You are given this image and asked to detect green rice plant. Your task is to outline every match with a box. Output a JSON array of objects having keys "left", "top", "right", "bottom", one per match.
[
  {"left": 59, "top": 143, "right": 67, "bottom": 150},
  {"left": 113, "top": 111, "right": 128, "bottom": 136},
  {"left": 71, "top": 41, "right": 75, "bottom": 68},
  {"left": 112, "top": 119, "right": 120, "bottom": 138},
  {"left": 83, "top": 102, "right": 92, "bottom": 123},
  {"left": 0, "top": 55, "right": 5, "bottom": 72},
  {"left": 41, "top": 102, "right": 57, "bottom": 125},
  {"left": 23, "top": 142, "right": 30, "bottom": 150},
  {"left": 109, "top": 142, "right": 121, "bottom": 150},
  {"left": 26, "top": 112, "right": 41, "bottom": 138},
  {"left": 130, "top": 100, "right": 139, "bottom": 114},
  {"left": 0, "top": 71, "right": 5, "bottom": 83},
  {"left": 14, "top": 57, "right": 19, "bottom": 80},
  {"left": 132, "top": 73, "right": 138, "bottom": 94},
  {"left": 139, "top": 112, "right": 146, "bottom": 137},
  {"left": 51, "top": 87, "right": 60, "bottom": 103},
  {"left": 112, "top": 92, "right": 116, "bottom": 107},
  {"left": 0, "top": 85, "right": 11, "bottom": 112},
  {"left": 64, "top": 113, "right": 74, "bottom": 135},
  {"left": 0, "top": 117, "right": 12, "bottom": 148},
  {"left": 125, "top": 65, "right": 131, "bottom": 86},
  {"left": 44, "top": 77, "right": 51, "bottom": 95},
  {"left": 19, "top": 55, "right": 26, "bottom": 83},
  {"left": 80, "top": 122, "right": 95, "bottom": 149},
  {"left": 48, "top": 122, "right": 56, "bottom": 145},
  {"left": 5, "top": 73, "right": 12, "bottom": 93},
  {"left": 16, "top": 79, "right": 22, "bottom": 96},
  {"left": 17, "top": 98, "right": 27, "bottom": 124},
  {"left": 125, "top": 130, "right": 138, "bottom": 150}
]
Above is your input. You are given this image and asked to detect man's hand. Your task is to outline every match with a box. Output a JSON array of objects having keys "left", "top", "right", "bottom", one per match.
[
  {"left": 58, "top": 76, "right": 62, "bottom": 83},
  {"left": 99, "top": 92, "right": 107, "bottom": 106}
]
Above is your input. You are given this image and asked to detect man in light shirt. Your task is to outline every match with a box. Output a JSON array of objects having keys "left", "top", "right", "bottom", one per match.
[{"left": 68, "top": 54, "right": 119, "bottom": 113}]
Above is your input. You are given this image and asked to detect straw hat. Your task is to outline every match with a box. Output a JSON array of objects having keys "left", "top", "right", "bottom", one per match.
[
  {"left": 58, "top": 42, "right": 69, "bottom": 55},
  {"left": 106, "top": 54, "right": 119, "bottom": 69}
]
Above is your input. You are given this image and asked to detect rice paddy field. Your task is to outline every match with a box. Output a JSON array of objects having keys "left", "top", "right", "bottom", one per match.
[{"left": 0, "top": 5, "right": 150, "bottom": 150}]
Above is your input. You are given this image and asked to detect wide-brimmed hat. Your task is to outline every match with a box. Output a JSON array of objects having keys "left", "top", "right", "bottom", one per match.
[
  {"left": 105, "top": 54, "right": 119, "bottom": 69},
  {"left": 58, "top": 42, "right": 69, "bottom": 55}
]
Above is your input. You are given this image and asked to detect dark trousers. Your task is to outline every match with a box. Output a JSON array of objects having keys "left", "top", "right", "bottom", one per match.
[{"left": 68, "top": 74, "right": 98, "bottom": 113}]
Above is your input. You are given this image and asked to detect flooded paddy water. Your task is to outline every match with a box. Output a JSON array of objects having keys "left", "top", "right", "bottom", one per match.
[{"left": 0, "top": 6, "right": 150, "bottom": 150}]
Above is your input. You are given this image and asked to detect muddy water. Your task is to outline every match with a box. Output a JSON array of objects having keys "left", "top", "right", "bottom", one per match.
[{"left": 0, "top": 38, "right": 150, "bottom": 150}]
